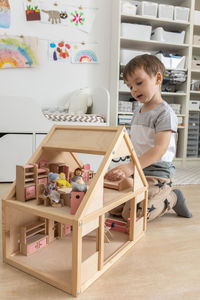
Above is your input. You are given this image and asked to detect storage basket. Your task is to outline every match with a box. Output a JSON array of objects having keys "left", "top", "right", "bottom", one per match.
[
  {"left": 120, "top": 49, "right": 150, "bottom": 65},
  {"left": 121, "top": 23, "right": 152, "bottom": 40},
  {"left": 158, "top": 4, "right": 174, "bottom": 20},
  {"left": 137, "top": 1, "right": 158, "bottom": 18},
  {"left": 118, "top": 101, "right": 133, "bottom": 112},
  {"left": 151, "top": 27, "right": 185, "bottom": 44},
  {"left": 121, "top": 1, "right": 137, "bottom": 15},
  {"left": 156, "top": 53, "right": 185, "bottom": 69},
  {"left": 194, "top": 10, "right": 200, "bottom": 25},
  {"left": 174, "top": 6, "right": 190, "bottom": 22}
]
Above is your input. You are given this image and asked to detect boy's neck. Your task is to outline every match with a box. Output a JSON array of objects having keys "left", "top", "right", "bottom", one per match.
[{"left": 141, "top": 93, "right": 163, "bottom": 113}]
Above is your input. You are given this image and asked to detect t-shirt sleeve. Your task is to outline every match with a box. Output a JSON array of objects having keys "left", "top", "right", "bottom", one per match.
[{"left": 155, "top": 108, "right": 178, "bottom": 133}]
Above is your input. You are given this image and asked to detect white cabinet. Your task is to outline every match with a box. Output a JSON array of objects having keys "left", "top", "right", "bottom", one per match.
[
  {"left": 110, "top": 0, "right": 199, "bottom": 164},
  {"left": 0, "top": 134, "right": 33, "bottom": 181}
]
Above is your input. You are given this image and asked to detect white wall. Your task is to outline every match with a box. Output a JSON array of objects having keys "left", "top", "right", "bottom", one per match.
[{"left": 0, "top": 0, "right": 112, "bottom": 107}]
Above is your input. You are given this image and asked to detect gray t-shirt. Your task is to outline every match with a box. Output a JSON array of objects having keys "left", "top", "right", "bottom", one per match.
[{"left": 130, "top": 101, "right": 178, "bottom": 178}]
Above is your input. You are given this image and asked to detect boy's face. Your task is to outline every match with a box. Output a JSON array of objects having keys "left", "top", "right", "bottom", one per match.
[{"left": 124, "top": 67, "right": 162, "bottom": 105}]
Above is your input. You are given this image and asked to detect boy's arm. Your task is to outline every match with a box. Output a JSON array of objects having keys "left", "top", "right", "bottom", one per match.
[
  {"left": 138, "top": 130, "right": 172, "bottom": 169},
  {"left": 105, "top": 130, "right": 172, "bottom": 181}
]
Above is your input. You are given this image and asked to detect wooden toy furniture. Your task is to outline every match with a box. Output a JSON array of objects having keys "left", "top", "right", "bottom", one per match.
[
  {"left": 49, "top": 163, "right": 70, "bottom": 182},
  {"left": 16, "top": 164, "right": 48, "bottom": 202},
  {"left": 2, "top": 125, "right": 148, "bottom": 297},
  {"left": 20, "top": 219, "right": 48, "bottom": 256}
]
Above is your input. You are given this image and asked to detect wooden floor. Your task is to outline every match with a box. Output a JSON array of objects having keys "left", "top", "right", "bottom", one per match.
[{"left": 1, "top": 183, "right": 200, "bottom": 300}]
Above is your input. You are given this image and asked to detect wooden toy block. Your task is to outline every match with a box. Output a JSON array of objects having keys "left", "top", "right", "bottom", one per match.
[
  {"left": 2, "top": 125, "right": 148, "bottom": 297},
  {"left": 70, "top": 191, "right": 85, "bottom": 214}
]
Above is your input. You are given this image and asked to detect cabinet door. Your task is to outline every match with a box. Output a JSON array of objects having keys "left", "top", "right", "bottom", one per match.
[
  {"left": 39, "top": 237, "right": 47, "bottom": 248},
  {"left": 25, "top": 185, "right": 36, "bottom": 200},
  {"left": 27, "top": 242, "right": 38, "bottom": 254},
  {"left": 0, "top": 134, "right": 33, "bottom": 182}
]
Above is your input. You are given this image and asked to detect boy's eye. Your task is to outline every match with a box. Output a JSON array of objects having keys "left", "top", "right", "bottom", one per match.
[{"left": 136, "top": 81, "right": 142, "bottom": 85}]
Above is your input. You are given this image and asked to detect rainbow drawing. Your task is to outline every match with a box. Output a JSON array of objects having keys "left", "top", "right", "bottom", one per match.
[
  {"left": 0, "top": 36, "right": 38, "bottom": 68},
  {"left": 73, "top": 50, "right": 98, "bottom": 63}
]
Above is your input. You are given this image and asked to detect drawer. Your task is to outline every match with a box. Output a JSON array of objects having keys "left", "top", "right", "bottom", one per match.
[
  {"left": 25, "top": 185, "right": 36, "bottom": 200},
  {"left": 38, "top": 177, "right": 48, "bottom": 186},
  {"left": 38, "top": 237, "right": 47, "bottom": 248},
  {"left": 27, "top": 242, "right": 38, "bottom": 254}
]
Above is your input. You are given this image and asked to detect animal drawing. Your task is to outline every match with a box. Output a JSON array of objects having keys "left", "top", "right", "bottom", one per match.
[
  {"left": 42, "top": 9, "right": 61, "bottom": 24},
  {"left": 60, "top": 11, "right": 68, "bottom": 19}
]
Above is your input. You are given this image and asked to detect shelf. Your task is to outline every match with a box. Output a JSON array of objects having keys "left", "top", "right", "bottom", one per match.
[
  {"left": 120, "top": 37, "right": 189, "bottom": 51},
  {"left": 190, "top": 91, "right": 200, "bottom": 94},
  {"left": 192, "top": 44, "right": 200, "bottom": 48},
  {"left": 118, "top": 112, "right": 133, "bottom": 115},
  {"left": 191, "top": 69, "right": 200, "bottom": 73},
  {"left": 120, "top": 64, "right": 187, "bottom": 72},
  {"left": 162, "top": 92, "right": 186, "bottom": 96},
  {"left": 121, "top": 14, "right": 190, "bottom": 30}
]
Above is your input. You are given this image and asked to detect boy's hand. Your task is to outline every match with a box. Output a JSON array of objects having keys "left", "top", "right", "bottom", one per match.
[{"left": 104, "top": 167, "right": 126, "bottom": 182}]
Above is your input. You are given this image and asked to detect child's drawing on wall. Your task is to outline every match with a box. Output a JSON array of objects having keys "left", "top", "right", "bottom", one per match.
[
  {"left": 49, "top": 41, "right": 72, "bottom": 62},
  {"left": 0, "top": 0, "right": 10, "bottom": 28},
  {"left": 24, "top": 0, "right": 41, "bottom": 21},
  {"left": 0, "top": 35, "right": 38, "bottom": 68},
  {"left": 40, "top": 1, "right": 97, "bottom": 33}
]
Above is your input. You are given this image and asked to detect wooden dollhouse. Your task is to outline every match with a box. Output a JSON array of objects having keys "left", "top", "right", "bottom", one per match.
[{"left": 2, "top": 125, "right": 148, "bottom": 297}]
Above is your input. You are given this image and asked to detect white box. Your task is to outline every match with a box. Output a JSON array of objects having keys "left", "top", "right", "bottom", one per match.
[
  {"left": 189, "top": 101, "right": 200, "bottom": 110},
  {"left": 137, "top": 1, "right": 158, "bottom": 18},
  {"left": 120, "top": 49, "right": 150, "bottom": 65},
  {"left": 193, "top": 35, "right": 200, "bottom": 45},
  {"left": 121, "top": 1, "right": 137, "bottom": 15},
  {"left": 119, "top": 80, "right": 129, "bottom": 91},
  {"left": 169, "top": 104, "right": 181, "bottom": 114},
  {"left": 158, "top": 4, "right": 174, "bottom": 20},
  {"left": 121, "top": 23, "right": 152, "bottom": 40},
  {"left": 194, "top": 10, "right": 200, "bottom": 25},
  {"left": 170, "top": 55, "right": 185, "bottom": 69},
  {"left": 155, "top": 53, "right": 171, "bottom": 69},
  {"left": 151, "top": 27, "right": 185, "bottom": 44},
  {"left": 118, "top": 101, "right": 133, "bottom": 112},
  {"left": 174, "top": 6, "right": 190, "bottom": 22}
]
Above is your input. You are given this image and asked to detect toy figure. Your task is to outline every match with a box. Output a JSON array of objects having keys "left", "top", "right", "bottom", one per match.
[
  {"left": 71, "top": 176, "right": 87, "bottom": 192},
  {"left": 47, "top": 172, "right": 61, "bottom": 207},
  {"left": 71, "top": 167, "right": 83, "bottom": 182},
  {"left": 57, "top": 172, "right": 71, "bottom": 188}
]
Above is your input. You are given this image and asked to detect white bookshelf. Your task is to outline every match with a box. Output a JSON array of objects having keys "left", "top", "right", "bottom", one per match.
[{"left": 110, "top": 0, "right": 200, "bottom": 165}]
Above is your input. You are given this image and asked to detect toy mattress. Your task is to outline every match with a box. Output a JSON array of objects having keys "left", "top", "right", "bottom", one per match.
[{"left": 43, "top": 112, "right": 105, "bottom": 123}]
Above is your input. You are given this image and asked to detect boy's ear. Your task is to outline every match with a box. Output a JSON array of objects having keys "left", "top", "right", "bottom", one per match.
[{"left": 156, "top": 72, "right": 162, "bottom": 85}]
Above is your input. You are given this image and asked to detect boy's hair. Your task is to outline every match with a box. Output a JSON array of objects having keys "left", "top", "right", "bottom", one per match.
[{"left": 123, "top": 54, "right": 165, "bottom": 81}]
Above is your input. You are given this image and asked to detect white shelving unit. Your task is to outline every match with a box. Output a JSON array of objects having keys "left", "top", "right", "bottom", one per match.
[{"left": 110, "top": 0, "right": 200, "bottom": 165}]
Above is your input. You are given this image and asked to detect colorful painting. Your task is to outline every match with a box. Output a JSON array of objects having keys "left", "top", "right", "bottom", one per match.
[
  {"left": 71, "top": 43, "right": 99, "bottom": 64},
  {"left": 40, "top": 2, "right": 97, "bottom": 33},
  {"left": 49, "top": 40, "right": 72, "bottom": 62},
  {"left": 0, "top": 35, "right": 38, "bottom": 69},
  {"left": 25, "top": 0, "right": 41, "bottom": 21},
  {"left": 0, "top": 0, "right": 10, "bottom": 28}
]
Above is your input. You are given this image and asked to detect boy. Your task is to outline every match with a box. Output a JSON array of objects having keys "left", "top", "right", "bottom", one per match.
[{"left": 105, "top": 54, "right": 192, "bottom": 221}]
